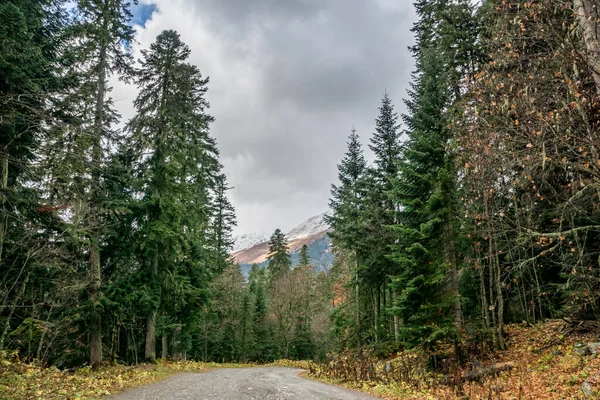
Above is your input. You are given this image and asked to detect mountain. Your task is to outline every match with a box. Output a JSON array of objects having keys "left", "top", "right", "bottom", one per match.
[
  {"left": 231, "top": 232, "right": 268, "bottom": 253},
  {"left": 231, "top": 213, "right": 333, "bottom": 272},
  {"left": 286, "top": 213, "right": 330, "bottom": 241}
]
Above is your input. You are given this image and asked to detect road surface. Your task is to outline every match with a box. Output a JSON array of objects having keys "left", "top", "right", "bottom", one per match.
[{"left": 110, "top": 366, "right": 377, "bottom": 399}]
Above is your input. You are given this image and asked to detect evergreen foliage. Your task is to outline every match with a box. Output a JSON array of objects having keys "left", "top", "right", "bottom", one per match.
[
  {"left": 299, "top": 245, "right": 310, "bottom": 267},
  {"left": 267, "top": 229, "right": 291, "bottom": 285},
  {"left": 2, "top": 0, "right": 600, "bottom": 370}
]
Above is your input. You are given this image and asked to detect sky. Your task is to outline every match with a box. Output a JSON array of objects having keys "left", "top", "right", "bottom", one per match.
[{"left": 113, "top": 0, "right": 417, "bottom": 235}]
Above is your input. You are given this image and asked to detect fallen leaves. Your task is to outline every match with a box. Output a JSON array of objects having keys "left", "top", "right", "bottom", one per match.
[
  {"left": 0, "top": 357, "right": 210, "bottom": 400},
  {"left": 307, "top": 320, "right": 600, "bottom": 399}
]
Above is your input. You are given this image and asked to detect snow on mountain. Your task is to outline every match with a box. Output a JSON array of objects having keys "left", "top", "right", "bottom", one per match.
[
  {"left": 232, "top": 213, "right": 333, "bottom": 270},
  {"left": 232, "top": 213, "right": 330, "bottom": 255},
  {"left": 232, "top": 232, "right": 268, "bottom": 253},
  {"left": 285, "top": 212, "right": 330, "bottom": 241}
]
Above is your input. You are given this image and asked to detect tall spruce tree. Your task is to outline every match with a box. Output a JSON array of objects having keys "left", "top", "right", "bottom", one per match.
[
  {"left": 326, "top": 129, "right": 367, "bottom": 250},
  {"left": 0, "top": 0, "right": 60, "bottom": 262},
  {"left": 127, "top": 30, "right": 217, "bottom": 362},
  {"left": 369, "top": 93, "right": 401, "bottom": 178},
  {"left": 299, "top": 244, "right": 310, "bottom": 267},
  {"left": 211, "top": 172, "right": 236, "bottom": 265},
  {"left": 43, "top": 0, "right": 136, "bottom": 365},
  {"left": 364, "top": 93, "right": 402, "bottom": 345},
  {"left": 326, "top": 128, "right": 367, "bottom": 347},
  {"left": 267, "top": 229, "right": 291, "bottom": 285},
  {"left": 389, "top": 0, "right": 479, "bottom": 346},
  {"left": 248, "top": 264, "right": 276, "bottom": 361},
  {"left": 0, "top": 0, "right": 67, "bottom": 355}
]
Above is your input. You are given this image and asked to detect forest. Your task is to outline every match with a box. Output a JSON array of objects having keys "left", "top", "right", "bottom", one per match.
[{"left": 2, "top": 0, "right": 600, "bottom": 396}]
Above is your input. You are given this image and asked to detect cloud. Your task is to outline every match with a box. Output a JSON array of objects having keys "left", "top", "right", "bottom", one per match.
[{"left": 112, "top": 0, "right": 417, "bottom": 235}]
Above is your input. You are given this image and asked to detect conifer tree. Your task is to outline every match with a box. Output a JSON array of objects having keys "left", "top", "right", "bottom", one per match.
[
  {"left": 389, "top": 0, "right": 479, "bottom": 346},
  {"left": 326, "top": 129, "right": 367, "bottom": 347},
  {"left": 0, "top": 0, "right": 67, "bottom": 356},
  {"left": 211, "top": 172, "right": 236, "bottom": 266},
  {"left": 127, "top": 30, "right": 216, "bottom": 362},
  {"left": 248, "top": 264, "right": 276, "bottom": 361},
  {"left": 42, "top": 0, "right": 136, "bottom": 365},
  {"left": 267, "top": 229, "right": 291, "bottom": 285},
  {"left": 369, "top": 93, "right": 401, "bottom": 179},
  {"left": 363, "top": 93, "right": 402, "bottom": 345},
  {"left": 327, "top": 129, "right": 366, "bottom": 233},
  {"left": 326, "top": 129, "right": 367, "bottom": 254},
  {"left": 299, "top": 244, "right": 310, "bottom": 267}
]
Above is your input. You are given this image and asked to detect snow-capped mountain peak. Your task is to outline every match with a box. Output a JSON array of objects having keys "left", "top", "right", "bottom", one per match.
[
  {"left": 285, "top": 213, "right": 330, "bottom": 241},
  {"left": 231, "top": 212, "right": 333, "bottom": 270},
  {"left": 231, "top": 232, "right": 268, "bottom": 253},
  {"left": 232, "top": 213, "right": 330, "bottom": 255}
]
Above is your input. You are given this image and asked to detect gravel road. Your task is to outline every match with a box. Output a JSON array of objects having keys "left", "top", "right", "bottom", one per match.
[{"left": 110, "top": 366, "right": 377, "bottom": 399}]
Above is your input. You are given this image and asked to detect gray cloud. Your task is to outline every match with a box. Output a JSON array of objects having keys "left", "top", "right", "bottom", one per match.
[{"left": 116, "top": 0, "right": 417, "bottom": 234}]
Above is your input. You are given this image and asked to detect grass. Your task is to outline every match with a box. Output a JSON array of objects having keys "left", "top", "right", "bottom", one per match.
[{"left": 0, "top": 356, "right": 259, "bottom": 400}]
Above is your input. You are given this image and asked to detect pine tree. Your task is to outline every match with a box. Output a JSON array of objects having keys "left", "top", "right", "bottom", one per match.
[
  {"left": 363, "top": 93, "right": 403, "bottom": 345},
  {"left": 267, "top": 229, "right": 291, "bottom": 285},
  {"left": 40, "top": 0, "right": 136, "bottom": 366},
  {"left": 326, "top": 129, "right": 367, "bottom": 253},
  {"left": 127, "top": 30, "right": 216, "bottom": 362},
  {"left": 298, "top": 244, "right": 310, "bottom": 267},
  {"left": 369, "top": 92, "right": 401, "bottom": 179},
  {"left": 248, "top": 264, "right": 276, "bottom": 361},
  {"left": 389, "top": 0, "right": 479, "bottom": 346},
  {"left": 327, "top": 129, "right": 366, "bottom": 235},
  {"left": 326, "top": 128, "right": 367, "bottom": 347},
  {"left": 211, "top": 172, "right": 236, "bottom": 268},
  {"left": 0, "top": 0, "right": 67, "bottom": 355}
]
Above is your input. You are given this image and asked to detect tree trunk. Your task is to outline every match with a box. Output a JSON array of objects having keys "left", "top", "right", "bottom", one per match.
[
  {"left": 161, "top": 335, "right": 168, "bottom": 360},
  {"left": 0, "top": 272, "right": 30, "bottom": 352},
  {"left": 145, "top": 311, "right": 157, "bottom": 362},
  {"left": 574, "top": 0, "right": 600, "bottom": 95},
  {"left": 494, "top": 241, "right": 505, "bottom": 349},
  {"left": 479, "top": 260, "right": 490, "bottom": 328},
  {"left": 145, "top": 249, "right": 159, "bottom": 362},
  {"left": 484, "top": 195, "right": 505, "bottom": 349},
  {"left": 0, "top": 153, "right": 8, "bottom": 264},
  {"left": 37, "top": 303, "right": 54, "bottom": 360},
  {"left": 172, "top": 326, "right": 182, "bottom": 361},
  {"left": 393, "top": 289, "right": 400, "bottom": 345},
  {"left": 444, "top": 216, "right": 462, "bottom": 328},
  {"left": 89, "top": 235, "right": 102, "bottom": 366},
  {"left": 355, "top": 254, "right": 361, "bottom": 348},
  {"left": 89, "top": 9, "right": 109, "bottom": 367}
]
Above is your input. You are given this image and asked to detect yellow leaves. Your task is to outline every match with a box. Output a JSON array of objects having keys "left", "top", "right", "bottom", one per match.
[
  {"left": 526, "top": 143, "right": 534, "bottom": 148},
  {"left": 0, "top": 360, "right": 210, "bottom": 400}
]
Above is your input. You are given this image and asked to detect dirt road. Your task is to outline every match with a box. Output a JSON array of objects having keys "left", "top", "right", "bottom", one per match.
[{"left": 110, "top": 366, "right": 377, "bottom": 399}]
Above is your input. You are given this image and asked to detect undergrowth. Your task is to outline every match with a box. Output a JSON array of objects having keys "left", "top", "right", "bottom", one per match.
[
  {"left": 2, "top": 321, "right": 599, "bottom": 399},
  {"left": 305, "top": 320, "right": 600, "bottom": 399}
]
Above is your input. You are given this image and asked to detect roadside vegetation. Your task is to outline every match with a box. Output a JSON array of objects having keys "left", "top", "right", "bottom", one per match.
[{"left": 2, "top": 320, "right": 600, "bottom": 399}]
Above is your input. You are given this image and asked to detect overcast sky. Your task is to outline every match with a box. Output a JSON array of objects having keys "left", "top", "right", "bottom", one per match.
[{"left": 113, "top": 0, "right": 417, "bottom": 235}]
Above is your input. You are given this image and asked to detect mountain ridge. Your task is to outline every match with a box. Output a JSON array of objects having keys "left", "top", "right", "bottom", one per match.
[{"left": 231, "top": 213, "right": 333, "bottom": 270}]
